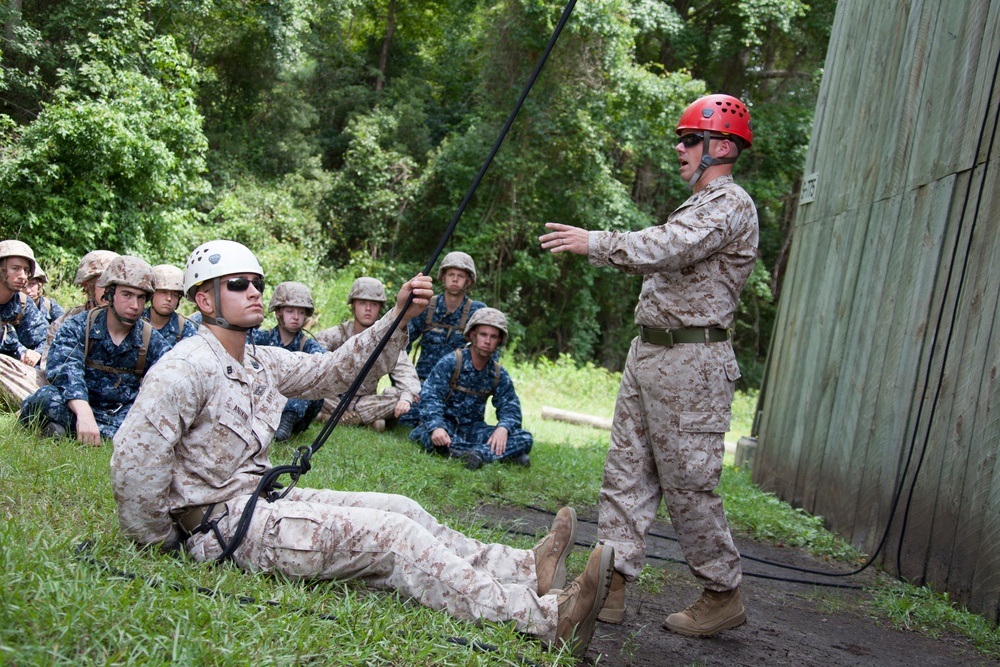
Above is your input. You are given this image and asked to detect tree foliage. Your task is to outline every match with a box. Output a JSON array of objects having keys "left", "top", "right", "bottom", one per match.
[{"left": 0, "top": 0, "right": 834, "bottom": 382}]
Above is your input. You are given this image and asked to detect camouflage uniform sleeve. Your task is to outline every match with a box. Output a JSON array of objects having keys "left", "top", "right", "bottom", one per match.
[
  {"left": 406, "top": 308, "right": 427, "bottom": 353},
  {"left": 45, "top": 313, "right": 90, "bottom": 401},
  {"left": 417, "top": 352, "right": 457, "bottom": 432},
  {"left": 390, "top": 349, "right": 421, "bottom": 403},
  {"left": 271, "top": 310, "right": 406, "bottom": 400},
  {"left": 49, "top": 300, "right": 66, "bottom": 322},
  {"left": 492, "top": 366, "right": 523, "bottom": 431},
  {"left": 588, "top": 188, "right": 740, "bottom": 275},
  {"left": 16, "top": 297, "right": 47, "bottom": 353},
  {"left": 111, "top": 357, "right": 204, "bottom": 545}
]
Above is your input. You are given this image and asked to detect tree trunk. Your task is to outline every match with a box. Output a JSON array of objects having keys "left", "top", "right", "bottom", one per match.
[
  {"left": 375, "top": 0, "right": 396, "bottom": 92},
  {"left": 5, "top": 0, "right": 22, "bottom": 45}
]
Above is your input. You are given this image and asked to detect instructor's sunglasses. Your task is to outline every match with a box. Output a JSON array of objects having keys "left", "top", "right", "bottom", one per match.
[
  {"left": 678, "top": 134, "right": 704, "bottom": 148},
  {"left": 225, "top": 276, "right": 265, "bottom": 293}
]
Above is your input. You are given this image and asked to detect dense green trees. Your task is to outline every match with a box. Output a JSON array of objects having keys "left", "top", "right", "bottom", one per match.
[{"left": 0, "top": 0, "right": 833, "bottom": 383}]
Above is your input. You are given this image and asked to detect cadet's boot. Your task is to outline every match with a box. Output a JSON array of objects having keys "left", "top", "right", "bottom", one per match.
[
  {"left": 42, "top": 422, "right": 67, "bottom": 439},
  {"left": 533, "top": 507, "right": 577, "bottom": 595},
  {"left": 274, "top": 412, "right": 297, "bottom": 442},
  {"left": 555, "top": 544, "right": 615, "bottom": 659},
  {"left": 339, "top": 410, "right": 362, "bottom": 426},
  {"left": 663, "top": 587, "right": 746, "bottom": 637},
  {"left": 597, "top": 571, "right": 626, "bottom": 624},
  {"left": 371, "top": 418, "right": 386, "bottom": 432}
]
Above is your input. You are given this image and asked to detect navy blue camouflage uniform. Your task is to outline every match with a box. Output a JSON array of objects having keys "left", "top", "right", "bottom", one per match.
[
  {"left": 251, "top": 326, "right": 326, "bottom": 434},
  {"left": 33, "top": 296, "right": 65, "bottom": 326},
  {"left": 19, "top": 308, "right": 168, "bottom": 439},
  {"left": 409, "top": 347, "right": 532, "bottom": 463},
  {"left": 406, "top": 295, "right": 486, "bottom": 381},
  {"left": 142, "top": 307, "right": 198, "bottom": 352},
  {"left": 1, "top": 293, "right": 47, "bottom": 359}
]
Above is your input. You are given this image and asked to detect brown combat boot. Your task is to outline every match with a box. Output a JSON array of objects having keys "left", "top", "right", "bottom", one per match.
[
  {"left": 597, "top": 570, "right": 626, "bottom": 623},
  {"left": 555, "top": 544, "right": 615, "bottom": 659},
  {"left": 371, "top": 418, "right": 386, "bottom": 432},
  {"left": 533, "top": 507, "right": 577, "bottom": 595},
  {"left": 339, "top": 410, "right": 362, "bottom": 426},
  {"left": 663, "top": 587, "right": 746, "bottom": 637}
]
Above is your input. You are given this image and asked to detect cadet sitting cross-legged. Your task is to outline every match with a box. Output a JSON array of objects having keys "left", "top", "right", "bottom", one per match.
[
  {"left": 314, "top": 277, "right": 420, "bottom": 432},
  {"left": 409, "top": 307, "right": 533, "bottom": 470},
  {"left": 110, "top": 240, "right": 613, "bottom": 660},
  {"left": 19, "top": 256, "right": 168, "bottom": 444},
  {"left": 251, "top": 281, "right": 327, "bottom": 441}
]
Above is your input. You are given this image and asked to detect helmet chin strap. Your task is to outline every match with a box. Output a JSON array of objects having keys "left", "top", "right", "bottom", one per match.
[
  {"left": 104, "top": 286, "right": 141, "bottom": 326},
  {"left": 201, "top": 277, "right": 254, "bottom": 332},
  {"left": 686, "top": 131, "right": 739, "bottom": 189}
]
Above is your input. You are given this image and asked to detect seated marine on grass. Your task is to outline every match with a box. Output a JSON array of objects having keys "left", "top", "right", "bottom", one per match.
[{"left": 109, "top": 240, "right": 614, "bottom": 660}]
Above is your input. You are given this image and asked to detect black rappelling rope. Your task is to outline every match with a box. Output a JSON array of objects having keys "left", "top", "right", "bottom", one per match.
[{"left": 215, "top": 0, "right": 579, "bottom": 562}]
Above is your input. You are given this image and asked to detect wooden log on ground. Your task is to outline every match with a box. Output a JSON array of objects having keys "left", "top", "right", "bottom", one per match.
[{"left": 540, "top": 406, "right": 613, "bottom": 431}]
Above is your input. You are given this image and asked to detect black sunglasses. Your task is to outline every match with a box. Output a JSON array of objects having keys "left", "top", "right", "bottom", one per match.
[
  {"left": 225, "top": 276, "right": 265, "bottom": 293},
  {"left": 678, "top": 133, "right": 704, "bottom": 148}
]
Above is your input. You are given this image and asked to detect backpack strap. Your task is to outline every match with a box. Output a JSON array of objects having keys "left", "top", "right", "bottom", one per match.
[
  {"left": 447, "top": 348, "right": 499, "bottom": 401},
  {"left": 424, "top": 295, "right": 438, "bottom": 329},
  {"left": 84, "top": 307, "right": 152, "bottom": 377},
  {"left": 457, "top": 298, "right": 473, "bottom": 332},
  {"left": 175, "top": 312, "right": 186, "bottom": 342},
  {"left": 2, "top": 292, "right": 29, "bottom": 328}
]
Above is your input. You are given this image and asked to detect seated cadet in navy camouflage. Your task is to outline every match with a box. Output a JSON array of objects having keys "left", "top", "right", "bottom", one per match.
[
  {"left": 405, "top": 251, "right": 486, "bottom": 382},
  {"left": 23, "top": 263, "right": 65, "bottom": 325},
  {"left": 409, "top": 307, "right": 532, "bottom": 470},
  {"left": 38, "top": 250, "right": 119, "bottom": 363},
  {"left": 251, "top": 281, "right": 326, "bottom": 441},
  {"left": 19, "top": 256, "right": 168, "bottom": 445},
  {"left": 144, "top": 264, "right": 198, "bottom": 352},
  {"left": 0, "top": 240, "right": 49, "bottom": 408}
]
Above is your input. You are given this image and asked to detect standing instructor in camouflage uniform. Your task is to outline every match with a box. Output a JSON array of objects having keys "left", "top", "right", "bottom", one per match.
[
  {"left": 110, "top": 240, "right": 615, "bottom": 659},
  {"left": 540, "top": 94, "right": 757, "bottom": 637}
]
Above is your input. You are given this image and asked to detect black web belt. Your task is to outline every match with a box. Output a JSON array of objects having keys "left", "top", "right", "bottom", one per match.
[{"left": 639, "top": 326, "right": 730, "bottom": 347}]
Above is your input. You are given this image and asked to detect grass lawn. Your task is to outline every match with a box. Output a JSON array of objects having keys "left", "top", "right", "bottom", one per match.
[{"left": 3, "top": 354, "right": 996, "bottom": 664}]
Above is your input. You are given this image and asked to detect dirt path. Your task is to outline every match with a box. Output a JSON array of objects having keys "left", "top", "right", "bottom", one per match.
[{"left": 477, "top": 504, "right": 998, "bottom": 667}]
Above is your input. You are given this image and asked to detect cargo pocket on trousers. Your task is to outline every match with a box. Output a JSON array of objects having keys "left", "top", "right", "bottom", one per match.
[
  {"left": 724, "top": 359, "right": 742, "bottom": 384},
  {"left": 672, "top": 411, "right": 730, "bottom": 490},
  {"left": 265, "top": 515, "right": 329, "bottom": 579}
]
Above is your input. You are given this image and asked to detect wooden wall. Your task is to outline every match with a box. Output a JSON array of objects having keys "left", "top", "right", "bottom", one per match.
[{"left": 754, "top": 0, "right": 1000, "bottom": 620}]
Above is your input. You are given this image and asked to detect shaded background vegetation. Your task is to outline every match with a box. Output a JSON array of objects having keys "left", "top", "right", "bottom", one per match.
[{"left": 0, "top": 0, "right": 834, "bottom": 386}]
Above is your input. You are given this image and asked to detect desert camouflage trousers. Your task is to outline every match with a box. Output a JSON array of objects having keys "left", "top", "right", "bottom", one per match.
[
  {"left": 185, "top": 487, "right": 559, "bottom": 638},
  {"left": 0, "top": 355, "right": 42, "bottom": 411},
  {"left": 598, "top": 337, "right": 742, "bottom": 592},
  {"left": 318, "top": 386, "right": 406, "bottom": 425}
]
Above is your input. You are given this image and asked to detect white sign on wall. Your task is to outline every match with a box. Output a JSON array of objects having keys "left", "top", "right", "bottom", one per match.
[{"left": 800, "top": 172, "right": 819, "bottom": 205}]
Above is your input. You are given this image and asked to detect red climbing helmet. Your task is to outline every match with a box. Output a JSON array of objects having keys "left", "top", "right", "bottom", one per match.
[{"left": 676, "top": 94, "right": 753, "bottom": 147}]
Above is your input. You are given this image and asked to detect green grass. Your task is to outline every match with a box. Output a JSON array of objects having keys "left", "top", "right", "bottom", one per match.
[{"left": 3, "top": 357, "right": 1000, "bottom": 664}]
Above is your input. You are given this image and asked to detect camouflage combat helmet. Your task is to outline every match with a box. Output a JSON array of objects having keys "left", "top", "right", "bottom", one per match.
[
  {"left": 32, "top": 263, "right": 48, "bottom": 283},
  {"left": 152, "top": 264, "right": 185, "bottom": 294},
  {"left": 269, "top": 281, "right": 315, "bottom": 314},
  {"left": 75, "top": 250, "right": 119, "bottom": 285},
  {"left": 0, "top": 239, "right": 37, "bottom": 275},
  {"left": 97, "top": 256, "right": 156, "bottom": 296},
  {"left": 464, "top": 307, "right": 508, "bottom": 346},
  {"left": 346, "top": 277, "right": 387, "bottom": 305},
  {"left": 438, "top": 251, "right": 477, "bottom": 287}
]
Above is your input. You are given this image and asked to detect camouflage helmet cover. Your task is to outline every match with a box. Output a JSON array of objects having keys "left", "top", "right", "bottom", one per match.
[
  {"left": 464, "top": 307, "right": 508, "bottom": 346},
  {"left": 346, "top": 277, "right": 387, "bottom": 305},
  {"left": 152, "top": 264, "right": 185, "bottom": 293},
  {"left": 269, "top": 281, "right": 315, "bottom": 313},
  {"left": 97, "top": 256, "right": 156, "bottom": 295},
  {"left": 0, "top": 239, "right": 37, "bottom": 275},
  {"left": 75, "top": 250, "right": 120, "bottom": 285},
  {"left": 32, "top": 263, "right": 48, "bottom": 283},
  {"left": 437, "top": 251, "right": 476, "bottom": 287}
]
